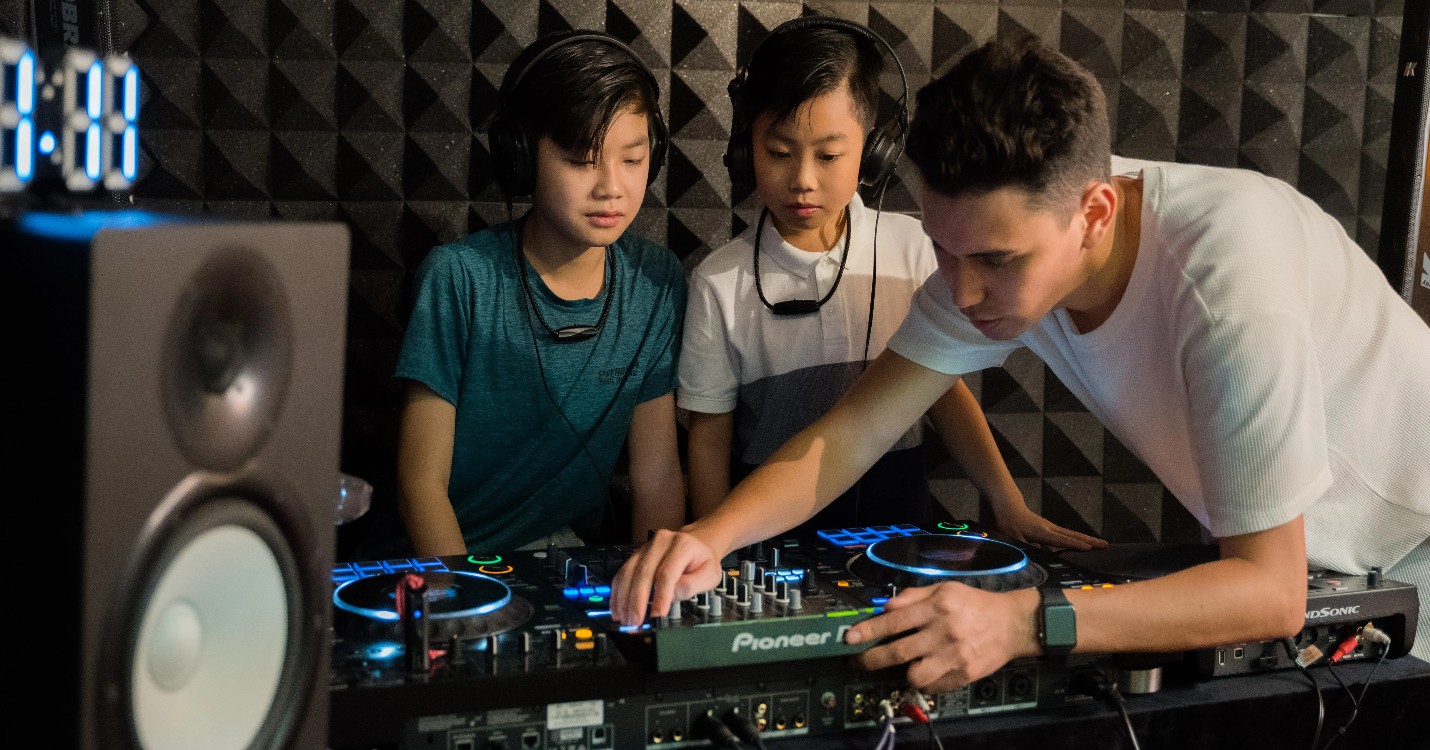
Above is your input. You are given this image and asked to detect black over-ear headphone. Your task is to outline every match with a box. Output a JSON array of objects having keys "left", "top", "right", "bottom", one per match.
[
  {"left": 724, "top": 16, "right": 910, "bottom": 195},
  {"left": 483, "top": 30, "right": 669, "bottom": 198}
]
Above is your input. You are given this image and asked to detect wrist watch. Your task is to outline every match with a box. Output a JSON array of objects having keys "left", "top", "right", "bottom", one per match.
[{"left": 1037, "top": 585, "right": 1077, "bottom": 660}]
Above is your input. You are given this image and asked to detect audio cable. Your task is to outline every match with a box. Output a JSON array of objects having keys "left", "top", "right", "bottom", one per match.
[
  {"left": 900, "top": 690, "right": 943, "bottom": 750},
  {"left": 871, "top": 699, "right": 897, "bottom": 750},
  {"left": 1320, "top": 623, "right": 1391, "bottom": 750},
  {"left": 1070, "top": 669, "right": 1142, "bottom": 750},
  {"left": 693, "top": 710, "right": 746, "bottom": 750},
  {"left": 719, "top": 708, "right": 766, "bottom": 750},
  {"left": 1281, "top": 637, "right": 1325, "bottom": 750}
]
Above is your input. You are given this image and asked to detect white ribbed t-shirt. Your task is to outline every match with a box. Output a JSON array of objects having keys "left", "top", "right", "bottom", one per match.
[{"left": 889, "top": 156, "right": 1430, "bottom": 656}]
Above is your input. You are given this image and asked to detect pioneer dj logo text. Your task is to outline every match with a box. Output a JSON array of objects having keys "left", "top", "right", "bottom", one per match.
[
  {"left": 1306, "top": 605, "right": 1361, "bottom": 620},
  {"left": 730, "top": 626, "right": 852, "bottom": 653}
]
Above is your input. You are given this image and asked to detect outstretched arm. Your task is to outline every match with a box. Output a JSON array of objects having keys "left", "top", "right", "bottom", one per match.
[
  {"left": 611, "top": 349, "right": 958, "bottom": 625},
  {"left": 625, "top": 392, "right": 688, "bottom": 542},
  {"left": 926, "top": 382, "right": 1106, "bottom": 549},
  {"left": 396, "top": 380, "right": 467, "bottom": 557}
]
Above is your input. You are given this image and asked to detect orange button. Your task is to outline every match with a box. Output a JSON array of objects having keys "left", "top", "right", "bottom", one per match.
[{"left": 574, "top": 628, "right": 593, "bottom": 639}]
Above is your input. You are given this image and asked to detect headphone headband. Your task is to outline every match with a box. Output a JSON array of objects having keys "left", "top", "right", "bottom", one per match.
[
  {"left": 724, "top": 15, "right": 911, "bottom": 194},
  {"left": 485, "top": 30, "right": 669, "bottom": 198},
  {"left": 734, "top": 17, "right": 909, "bottom": 119}
]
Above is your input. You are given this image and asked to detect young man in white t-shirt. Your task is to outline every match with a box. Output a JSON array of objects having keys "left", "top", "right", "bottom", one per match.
[{"left": 611, "top": 37, "right": 1430, "bottom": 676}]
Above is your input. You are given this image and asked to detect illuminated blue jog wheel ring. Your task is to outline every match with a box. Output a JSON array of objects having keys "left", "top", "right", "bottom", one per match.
[
  {"left": 848, "top": 534, "right": 1047, "bottom": 592},
  {"left": 331, "top": 570, "right": 533, "bottom": 641},
  {"left": 866, "top": 535, "right": 1028, "bottom": 577}
]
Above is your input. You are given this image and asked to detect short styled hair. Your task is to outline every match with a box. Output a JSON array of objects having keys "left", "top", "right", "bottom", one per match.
[
  {"left": 505, "top": 37, "right": 660, "bottom": 161},
  {"left": 740, "top": 21, "right": 885, "bottom": 131},
  {"left": 906, "top": 38, "right": 1111, "bottom": 216}
]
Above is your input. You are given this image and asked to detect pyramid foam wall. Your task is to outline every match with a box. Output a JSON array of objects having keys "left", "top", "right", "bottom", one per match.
[{"left": 1, "top": 0, "right": 1406, "bottom": 554}]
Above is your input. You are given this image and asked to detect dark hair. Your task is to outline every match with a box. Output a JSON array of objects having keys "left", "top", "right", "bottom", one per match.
[
  {"left": 505, "top": 37, "right": 660, "bottom": 162},
  {"left": 741, "top": 23, "right": 884, "bottom": 131},
  {"left": 906, "top": 38, "right": 1110, "bottom": 215}
]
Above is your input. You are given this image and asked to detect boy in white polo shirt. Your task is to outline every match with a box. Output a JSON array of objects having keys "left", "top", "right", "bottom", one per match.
[{"left": 678, "top": 15, "right": 1102, "bottom": 548}]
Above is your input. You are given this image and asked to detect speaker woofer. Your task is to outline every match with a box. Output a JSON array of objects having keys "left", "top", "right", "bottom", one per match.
[
  {"left": 96, "top": 479, "right": 325, "bottom": 750},
  {"left": 162, "top": 246, "right": 294, "bottom": 472}
]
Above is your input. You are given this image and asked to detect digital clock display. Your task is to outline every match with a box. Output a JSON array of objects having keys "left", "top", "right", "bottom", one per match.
[{"left": 2, "top": 35, "right": 140, "bottom": 193}]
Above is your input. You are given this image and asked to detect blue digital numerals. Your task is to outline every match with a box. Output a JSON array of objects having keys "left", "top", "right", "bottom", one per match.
[
  {"left": 62, "top": 47, "right": 140, "bottom": 191},
  {"left": 1, "top": 36, "right": 140, "bottom": 194},
  {"left": 1, "top": 37, "right": 37, "bottom": 191}
]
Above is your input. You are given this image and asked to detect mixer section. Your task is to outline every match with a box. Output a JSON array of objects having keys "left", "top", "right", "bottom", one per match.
[{"left": 618, "top": 522, "right": 1126, "bottom": 672}]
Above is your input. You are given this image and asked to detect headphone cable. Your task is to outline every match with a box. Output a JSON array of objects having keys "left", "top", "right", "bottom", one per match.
[{"left": 507, "top": 214, "right": 632, "bottom": 539}]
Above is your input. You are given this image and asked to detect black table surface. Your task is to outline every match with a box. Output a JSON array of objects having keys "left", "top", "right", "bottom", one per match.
[{"left": 778, "top": 655, "right": 1430, "bottom": 750}]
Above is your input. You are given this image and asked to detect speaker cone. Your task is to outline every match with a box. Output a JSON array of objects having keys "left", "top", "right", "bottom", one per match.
[
  {"left": 162, "top": 246, "right": 294, "bottom": 472},
  {"left": 97, "top": 481, "right": 323, "bottom": 750}
]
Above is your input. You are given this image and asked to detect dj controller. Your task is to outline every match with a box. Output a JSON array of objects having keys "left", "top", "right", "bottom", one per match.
[
  {"left": 327, "top": 521, "right": 1419, "bottom": 750},
  {"left": 328, "top": 522, "right": 1123, "bottom": 750}
]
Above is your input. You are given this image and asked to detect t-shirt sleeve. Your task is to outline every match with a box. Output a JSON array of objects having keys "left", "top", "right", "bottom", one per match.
[
  {"left": 676, "top": 271, "right": 739, "bottom": 413},
  {"left": 887, "top": 272, "right": 1021, "bottom": 375},
  {"left": 1155, "top": 163, "right": 1334, "bottom": 536},
  {"left": 635, "top": 250, "right": 686, "bottom": 404},
  {"left": 1182, "top": 305, "right": 1332, "bottom": 537},
  {"left": 394, "top": 245, "right": 472, "bottom": 405}
]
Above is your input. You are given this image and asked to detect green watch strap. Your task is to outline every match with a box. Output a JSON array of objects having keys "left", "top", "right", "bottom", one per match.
[{"left": 1038, "top": 584, "right": 1076, "bottom": 660}]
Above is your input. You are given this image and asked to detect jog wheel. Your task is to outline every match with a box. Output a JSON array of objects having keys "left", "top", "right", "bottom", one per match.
[
  {"left": 333, "top": 571, "right": 534, "bottom": 641},
  {"left": 847, "top": 534, "right": 1047, "bottom": 591}
]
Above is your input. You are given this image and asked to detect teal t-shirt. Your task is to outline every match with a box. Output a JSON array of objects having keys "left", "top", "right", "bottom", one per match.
[{"left": 395, "top": 221, "right": 685, "bottom": 552}]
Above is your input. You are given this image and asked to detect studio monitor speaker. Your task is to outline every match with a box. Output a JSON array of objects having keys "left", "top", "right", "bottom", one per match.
[{"left": 5, "top": 209, "right": 349, "bottom": 750}]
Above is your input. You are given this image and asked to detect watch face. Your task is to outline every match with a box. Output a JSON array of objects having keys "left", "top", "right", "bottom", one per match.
[{"left": 1043, "top": 603, "right": 1077, "bottom": 648}]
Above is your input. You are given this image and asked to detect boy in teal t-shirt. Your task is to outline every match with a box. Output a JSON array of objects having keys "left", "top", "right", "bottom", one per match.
[{"left": 381, "top": 31, "right": 686, "bottom": 557}]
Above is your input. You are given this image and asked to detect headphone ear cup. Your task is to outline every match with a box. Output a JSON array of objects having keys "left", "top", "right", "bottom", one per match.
[
  {"left": 724, "top": 136, "right": 754, "bottom": 196},
  {"left": 724, "top": 76, "right": 755, "bottom": 195},
  {"left": 647, "top": 113, "right": 668, "bottom": 186},
  {"left": 487, "top": 115, "right": 535, "bottom": 197},
  {"left": 859, "top": 118, "right": 906, "bottom": 188}
]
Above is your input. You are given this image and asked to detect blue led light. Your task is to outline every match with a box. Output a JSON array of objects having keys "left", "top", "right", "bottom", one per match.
[
  {"left": 16, "top": 119, "right": 32, "bottom": 180},
  {"left": 86, "top": 61, "right": 102, "bottom": 119},
  {"left": 38, "top": 131, "right": 55, "bottom": 154},
  {"left": 85, "top": 123, "right": 100, "bottom": 179},
  {"left": 17, "top": 209, "right": 166, "bottom": 242},
  {"left": 18, "top": 50, "right": 34, "bottom": 114},
  {"left": 123, "top": 66, "right": 137, "bottom": 121},
  {"left": 365, "top": 643, "right": 402, "bottom": 660}
]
